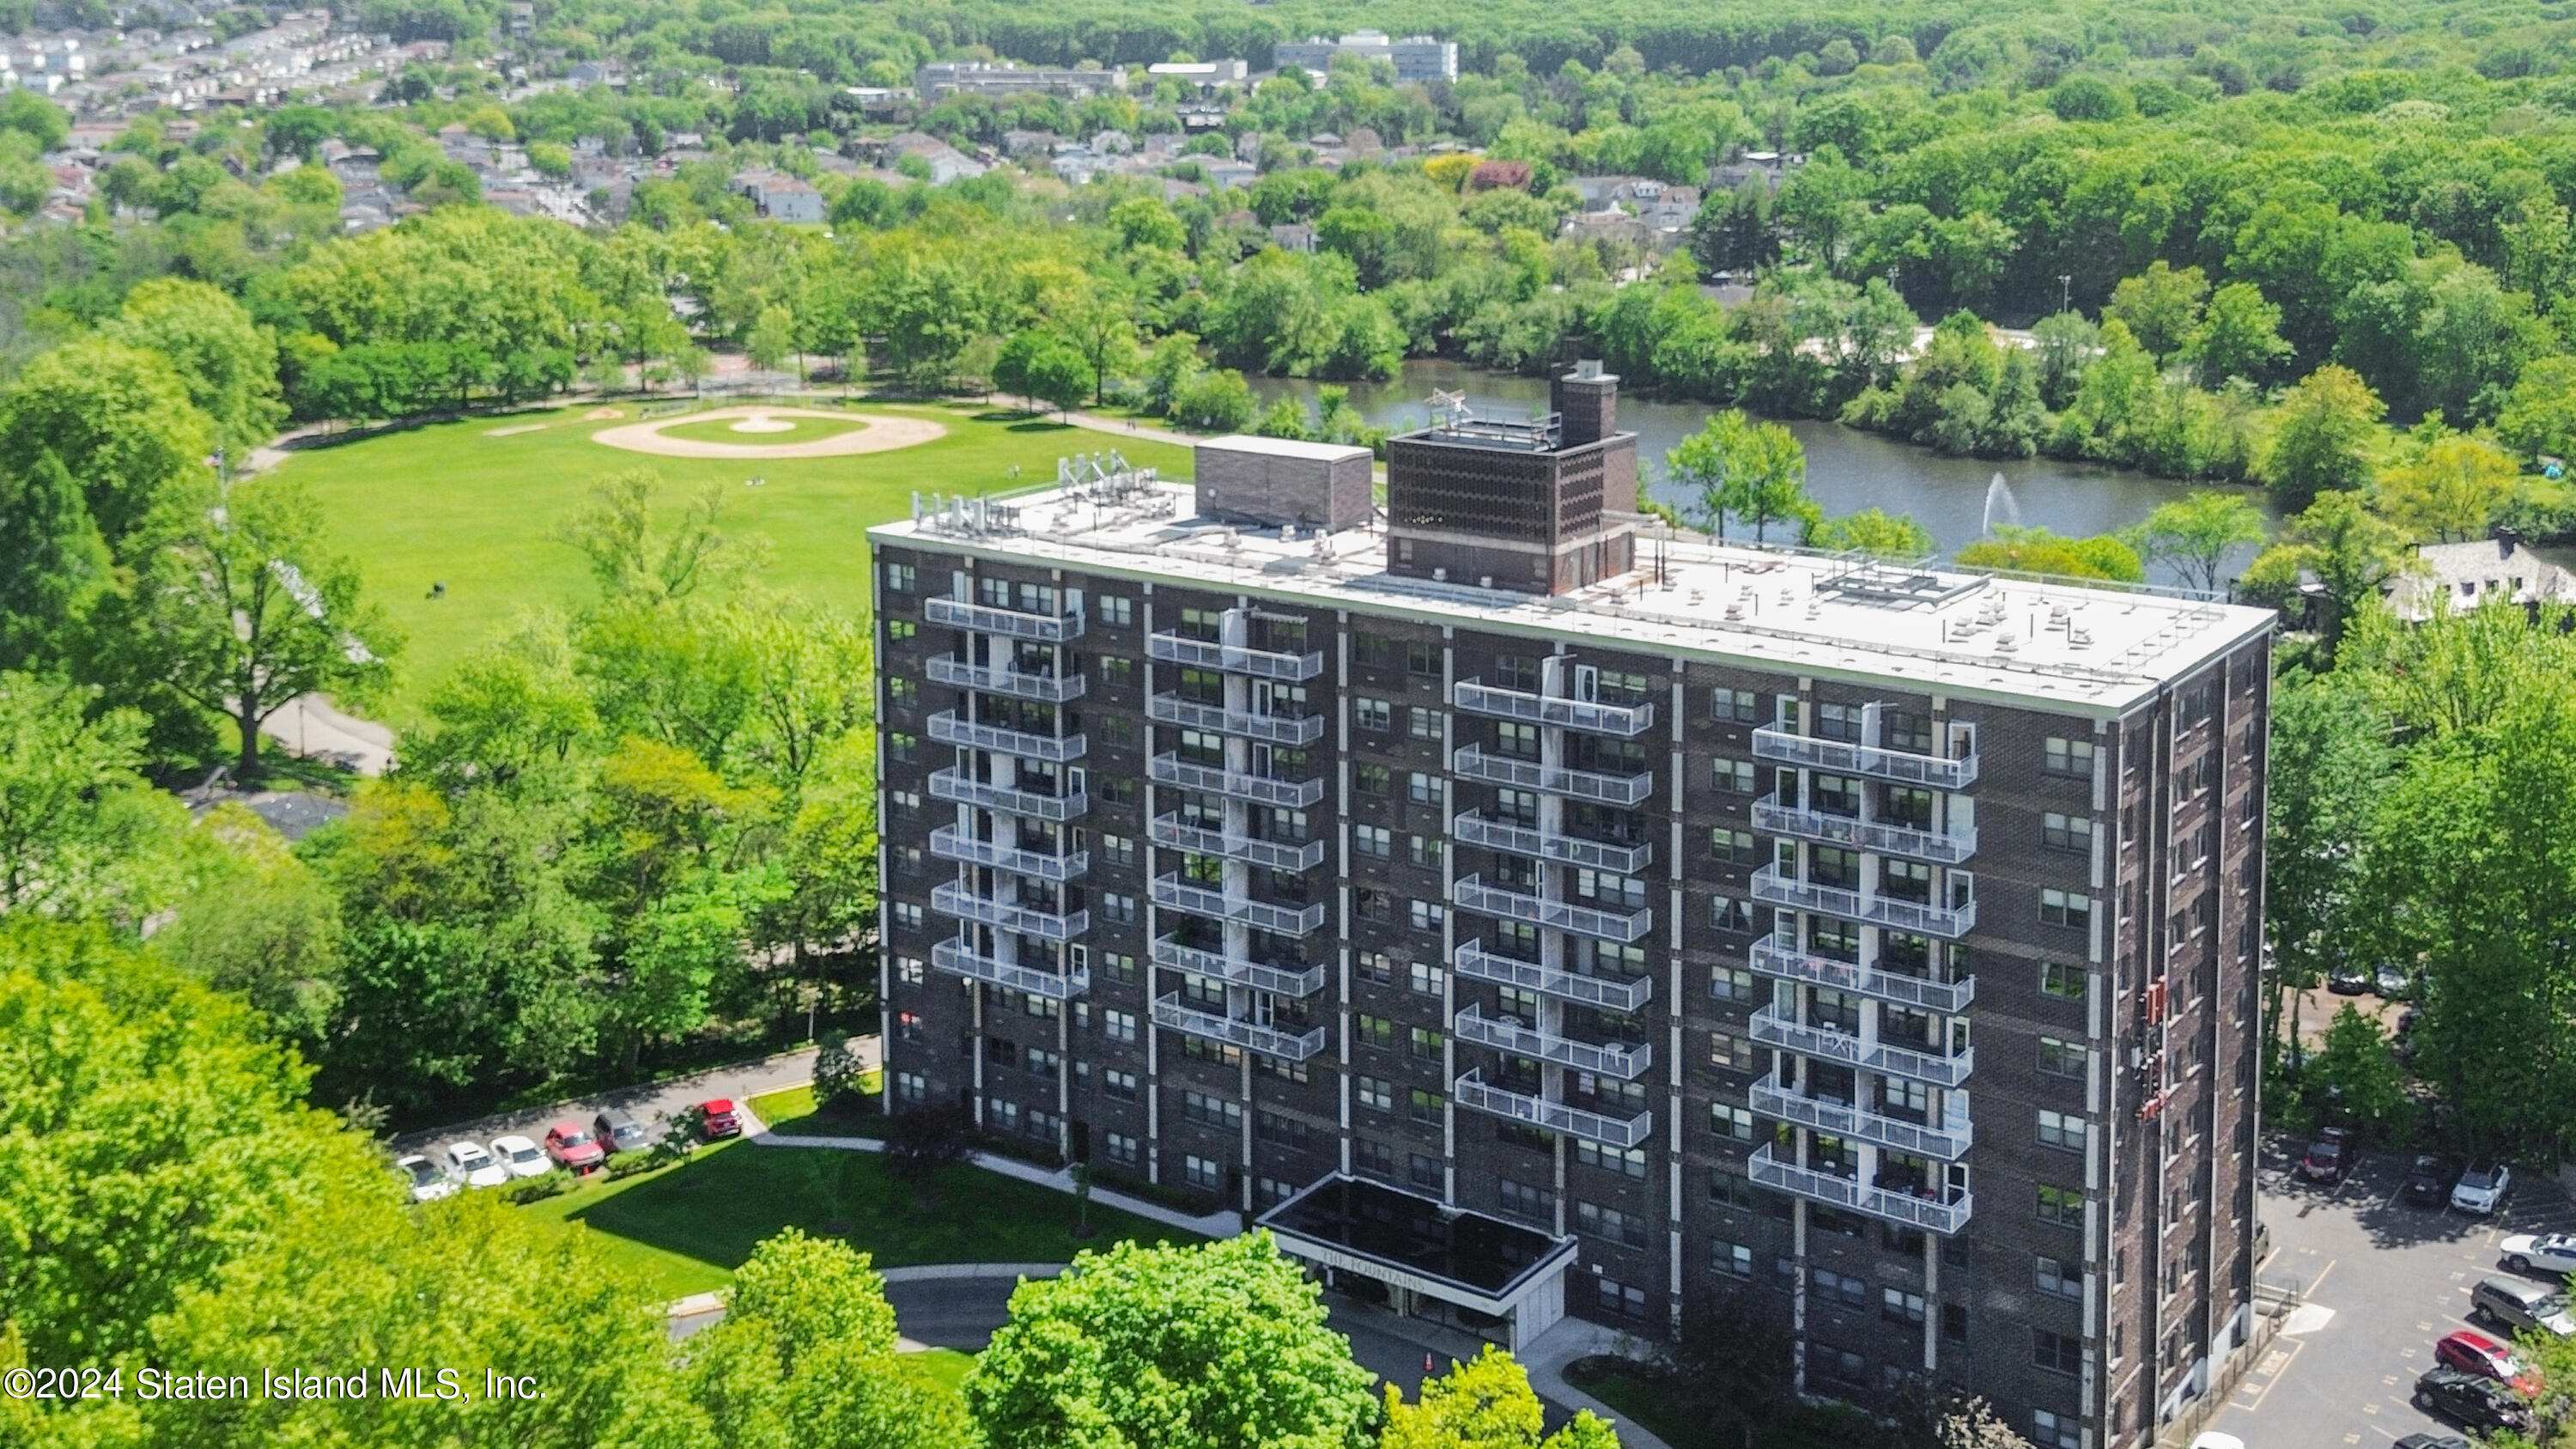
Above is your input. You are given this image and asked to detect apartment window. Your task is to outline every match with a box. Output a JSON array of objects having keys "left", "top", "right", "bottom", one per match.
[
  {"left": 1182, "top": 1154, "right": 1224, "bottom": 1193},
  {"left": 1408, "top": 834, "right": 1443, "bottom": 869},
  {"left": 1882, "top": 1288, "right": 1927, "bottom": 1326},
  {"left": 1400, "top": 1088, "right": 1443, "bottom": 1125},
  {"left": 1097, "top": 834, "right": 1136, "bottom": 869},
  {"left": 1494, "top": 654, "right": 1540, "bottom": 691},
  {"left": 1712, "top": 687, "right": 1758, "bottom": 723},
  {"left": 1408, "top": 1026, "right": 1443, "bottom": 1061},
  {"left": 1356, "top": 824, "right": 1392, "bottom": 858},
  {"left": 889, "top": 732, "right": 919, "bottom": 763},
  {"left": 2040, "top": 889, "right": 2091, "bottom": 930},
  {"left": 1100, "top": 892, "right": 1138, "bottom": 924},
  {"left": 892, "top": 902, "right": 925, "bottom": 933},
  {"left": 1027, "top": 1048, "right": 1061, "bottom": 1081},
  {"left": 884, "top": 562, "right": 915, "bottom": 593},
  {"left": 2038, "top": 1110, "right": 2087, "bottom": 1151},
  {"left": 1098, "top": 656, "right": 1135, "bottom": 687},
  {"left": 987, "top": 1099, "right": 1020, "bottom": 1133},
  {"left": 1595, "top": 1278, "right": 1649, "bottom": 1319},
  {"left": 1097, "top": 595, "right": 1133, "bottom": 627},
  {"left": 1356, "top": 887, "right": 1393, "bottom": 921},
  {"left": 1711, "top": 895, "right": 1755, "bottom": 932},
  {"left": 887, "top": 619, "right": 918, "bottom": 644},
  {"left": 1942, "top": 1303, "right": 1969, "bottom": 1343},
  {"left": 1100, "top": 951, "right": 1138, "bottom": 984},
  {"left": 1576, "top": 1140, "right": 1648, "bottom": 1179},
  {"left": 1355, "top": 633, "right": 1394, "bottom": 668},
  {"left": 2040, "top": 961, "right": 2087, "bottom": 1001},
  {"left": 2037, "top": 1184, "right": 2084, "bottom": 1227},
  {"left": 1812, "top": 1344, "right": 1867, "bottom": 1392},
  {"left": 1356, "top": 1138, "right": 1396, "bottom": 1178},
  {"left": 1102, "top": 1068, "right": 1138, "bottom": 1101},
  {"left": 2043, "top": 736, "right": 2096, "bottom": 777},
  {"left": 1358, "top": 1014, "right": 1395, "bottom": 1050},
  {"left": 1097, "top": 715, "right": 1137, "bottom": 748},
  {"left": 1709, "top": 1168, "right": 1756, "bottom": 1211},
  {"left": 1409, "top": 707, "right": 1443, "bottom": 740},
  {"left": 1183, "top": 1090, "right": 1242, "bottom": 1131},
  {"left": 2037, "top": 1255, "right": 2083, "bottom": 1300},
  {"left": 2033, "top": 1329, "right": 2085, "bottom": 1377},
  {"left": 1406, "top": 641, "right": 1441, "bottom": 678},
  {"left": 2041, "top": 812, "right": 2093, "bottom": 853},
  {"left": 1710, "top": 1030, "right": 1756, "bottom": 1072},
  {"left": 1577, "top": 1202, "right": 1649, "bottom": 1249},
  {"left": 1500, "top": 1178, "right": 1555, "bottom": 1221},
  {"left": 1810, "top": 1267, "right": 1870, "bottom": 1311},
  {"left": 890, "top": 789, "right": 923, "bottom": 819},
  {"left": 1356, "top": 697, "right": 1392, "bottom": 731},
  {"left": 1358, "top": 950, "right": 1394, "bottom": 985},
  {"left": 1407, "top": 771, "right": 1443, "bottom": 806},
  {"left": 886, "top": 676, "right": 919, "bottom": 709},
  {"left": 1710, "top": 828, "right": 1758, "bottom": 864},
  {"left": 2032, "top": 1410, "right": 2082, "bottom": 1449},
  {"left": 1710, "top": 965, "right": 1755, "bottom": 1002},
  {"left": 1710, "top": 1103, "right": 1756, "bottom": 1141},
  {"left": 894, "top": 1010, "right": 922, "bottom": 1043},
  {"left": 1409, "top": 960, "right": 1447, "bottom": 996},
  {"left": 1711, "top": 758, "right": 1756, "bottom": 793},
  {"left": 1356, "top": 764, "right": 1392, "bottom": 796},
  {"left": 1103, "top": 1009, "right": 1137, "bottom": 1044},
  {"left": 1356, "top": 1075, "right": 1393, "bottom": 1111},
  {"left": 2038, "top": 1035, "right": 2085, "bottom": 1076},
  {"left": 893, "top": 954, "right": 926, "bottom": 987},
  {"left": 1256, "top": 1053, "right": 1309, "bottom": 1084},
  {"left": 1100, "top": 776, "right": 1137, "bottom": 806},
  {"left": 1409, "top": 899, "right": 1446, "bottom": 933},
  {"left": 1711, "top": 1239, "right": 1755, "bottom": 1278},
  {"left": 1406, "top": 1152, "right": 1443, "bottom": 1190}
]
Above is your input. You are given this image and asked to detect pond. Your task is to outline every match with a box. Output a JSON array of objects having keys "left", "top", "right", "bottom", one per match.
[{"left": 1247, "top": 360, "right": 2281, "bottom": 588}]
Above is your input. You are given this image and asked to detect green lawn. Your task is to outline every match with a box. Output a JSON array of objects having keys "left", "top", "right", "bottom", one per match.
[
  {"left": 750, "top": 1081, "right": 887, "bottom": 1137},
  {"left": 656, "top": 414, "right": 872, "bottom": 446},
  {"left": 523, "top": 1135, "right": 1200, "bottom": 1302},
  {"left": 272, "top": 400, "right": 1194, "bottom": 725},
  {"left": 903, "top": 1348, "right": 976, "bottom": 1395}
]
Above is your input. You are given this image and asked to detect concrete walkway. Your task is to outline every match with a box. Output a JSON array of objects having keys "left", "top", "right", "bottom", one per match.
[
  {"left": 751, "top": 1126, "right": 1242, "bottom": 1239},
  {"left": 1516, "top": 1315, "right": 1677, "bottom": 1449},
  {"left": 258, "top": 693, "right": 398, "bottom": 776}
]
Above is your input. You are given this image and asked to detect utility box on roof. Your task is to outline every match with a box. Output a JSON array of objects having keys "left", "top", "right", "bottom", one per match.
[{"left": 1194, "top": 435, "right": 1375, "bottom": 532}]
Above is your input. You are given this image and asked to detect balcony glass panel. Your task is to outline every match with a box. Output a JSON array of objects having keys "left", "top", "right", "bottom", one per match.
[
  {"left": 1149, "top": 936, "right": 1327, "bottom": 997},
  {"left": 1145, "top": 632, "right": 1325, "bottom": 681},
  {"left": 1750, "top": 795, "right": 1977, "bottom": 864},
  {"left": 928, "top": 825, "right": 1089, "bottom": 881},
  {"left": 1147, "top": 754, "right": 1325, "bottom": 808},
  {"left": 1748, "top": 866, "right": 1977, "bottom": 940},
  {"left": 1150, "top": 874, "right": 1328, "bottom": 937},
  {"left": 1451, "top": 876, "right": 1652, "bottom": 944},
  {"left": 1747, "top": 1145, "right": 1972, "bottom": 1235},
  {"left": 1451, "top": 1070, "right": 1651, "bottom": 1148},
  {"left": 1146, "top": 694, "right": 1326, "bottom": 746},
  {"left": 1451, "top": 680, "right": 1656, "bottom": 737},
  {"left": 928, "top": 882, "right": 1089, "bottom": 941},
  {"left": 927, "top": 769, "right": 1088, "bottom": 821},
  {"left": 925, "top": 655, "right": 1086, "bottom": 703},
  {"left": 1450, "top": 746, "right": 1653, "bottom": 806},
  {"left": 925, "top": 596, "right": 1085, "bottom": 642},
  {"left": 1453, "top": 1004, "right": 1651, "bottom": 1079},
  {"left": 1151, "top": 994, "right": 1327, "bottom": 1061},
  {"left": 1751, "top": 725, "right": 1977, "bottom": 788},
  {"left": 1451, "top": 941, "right": 1653, "bottom": 1011},
  {"left": 927, "top": 711, "right": 1087, "bottom": 763},
  {"left": 930, "top": 940, "right": 1090, "bottom": 999}
]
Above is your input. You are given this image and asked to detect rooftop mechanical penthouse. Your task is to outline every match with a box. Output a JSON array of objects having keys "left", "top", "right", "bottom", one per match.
[{"left": 868, "top": 368, "right": 2275, "bottom": 1449}]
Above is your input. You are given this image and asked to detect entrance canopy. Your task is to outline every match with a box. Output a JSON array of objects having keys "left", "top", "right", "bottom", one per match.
[{"left": 1257, "top": 1173, "right": 1577, "bottom": 1321}]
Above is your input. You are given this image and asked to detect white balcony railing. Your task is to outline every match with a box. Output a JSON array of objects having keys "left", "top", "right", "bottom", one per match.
[
  {"left": 930, "top": 940, "right": 1090, "bottom": 999},
  {"left": 1145, "top": 632, "right": 1325, "bottom": 681},
  {"left": 1750, "top": 725, "right": 1978, "bottom": 789},
  {"left": 1150, "top": 874, "right": 1328, "bottom": 937},
  {"left": 927, "top": 825, "right": 1088, "bottom": 882},
  {"left": 925, "top": 596, "right": 1084, "bottom": 642},
  {"left": 927, "top": 769, "right": 1086, "bottom": 821},
  {"left": 1452, "top": 680, "right": 1656, "bottom": 737},
  {"left": 1146, "top": 754, "right": 1325, "bottom": 808},
  {"left": 927, "top": 711, "right": 1086, "bottom": 764},
  {"left": 1149, "top": 936, "right": 1327, "bottom": 997},
  {"left": 1449, "top": 745, "right": 1653, "bottom": 806},
  {"left": 928, "top": 882, "right": 1088, "bottom": 941},
  {"left": 1151, "top": 994, "right": 1327, "bottom": 1061},
  {"left": 1747, "top": 1081, "right": 1973, "bottom": 1161},
  {"left": 1747, "top": 1145, "right": 1973, "bottom": 1235},
  {"left": 1452, "top": 876, "right": 1652, "bottom": 944},
  {"left": 1452, "top": 941, "right": 1653, "bottom": 1012},
  {"left": 1751, "top": 795, "right": 1977, "bottom": 864},
  {"left": 1146, "top": 694, "right": 1326, "bottom": 746},
  {"left": 926, "top": 654, "right": 1087, "bottom": 703},
  {"left": 1450, "top": 811, "right": 1653, "bottom": 874},
  {"left": 1149, "top": 814, "right": 1326, "bottom": 872},
  {"left": 1452, "top": 1070, "right": 1652, "bottom": 1148},
  {"left": 1747, "top": 931, "right": 1975, "bottom": 1013},
  {"left": 1747, "top": 1006, "right": 1975, "bottom": 1088},
  {"left": 1748, "top": 866, "right": 1977, "bottom": 940},
  {"left": 1453, "top": 1004, "right": 1652, "bottom": 1080}
]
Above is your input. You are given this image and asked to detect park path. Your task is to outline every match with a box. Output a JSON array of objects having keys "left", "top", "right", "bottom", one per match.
[{"left": 258, "top": 693, "right": 398, "bottom": 775}]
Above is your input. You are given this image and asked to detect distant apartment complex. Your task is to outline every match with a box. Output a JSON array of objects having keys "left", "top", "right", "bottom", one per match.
[
  {"left": 915, "top": 60, "right": 1127, "bottom": 100},
  {"left": 870, "top": 367, "right": 2273, "bottom": 1449},
  {"left": 1273, "top": 31, "right": 1459, "bottom": 83}
]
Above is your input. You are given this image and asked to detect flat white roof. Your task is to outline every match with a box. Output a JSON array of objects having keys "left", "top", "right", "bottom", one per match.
[
  {"left": 1198, "top": 435, "right": 1375, "bottom": 464},
  {"left": 875, "top": 482, "right": 2275, "bottom": 715}
]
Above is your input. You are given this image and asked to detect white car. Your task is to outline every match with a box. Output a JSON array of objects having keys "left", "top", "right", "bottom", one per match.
[
  {"left": 2502, "top": 1233, "right": 2576, "bottom": 1277},
  {"left": 489, "top": 1135, "right": 550, "bottom": 1180},
  {"left": 443, "top": 1140, "right": 510, "bottom": 1190},
  {"left": 2454, "top": 1162, "right": 2513, "bottom": 1215},
  {"left": 398, "top": 1153, "right": 456, "bottom": 1202}
]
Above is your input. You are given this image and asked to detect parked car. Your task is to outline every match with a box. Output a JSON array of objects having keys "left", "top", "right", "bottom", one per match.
[
  {"left": 489, "top": 1135, "right": 550, "bottom": 1180},
  {"left": 2394, "top": 1434, "right": 2475, "bottom": 1449},
  {"left": 2301, "top": 1128, "right": 2356, "bottom": 1184},
  {"left": 544, "top": 1122, "right": 605, "bottom": 1173},
  {"left": 2415, "top": 1367, "right": 2533, "bottom": 1433},
  {"left": 2474, "top": 1276, "right": 2576, "bottom": 1337},
  {"left": 2455, "top": 1162, "right": 2514, "bottom": 1215},
  {"left": 2437, "top": 1329, "right": 2543, "bottom": 1396},
  {"left": 594, "top": 1108, "right": 652, "bottom": 1155},
  {"left": 2503, "top": 1233, "right": 2576, "bottom": 1278},
  {"left": 2404, "top": 1154, "right": 2463, "bottom": 1206},
  {"left": 398, "top": 1152, "right": 456, "bottom": 1202},
  {"left": 2327, "top": 965, "right": 2372, "bottom": 995},
  {"left": 2377, "top": 963, "right": 2414, "bottom": 999},
  {"left": 443, "top": 1140, "right": 509, "bottom": 1190},
  {"left": 699, "top": 1098, "right": 742, "bottom": 1140}
]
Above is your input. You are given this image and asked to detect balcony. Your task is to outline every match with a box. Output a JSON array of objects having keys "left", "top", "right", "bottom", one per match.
[
  {"left": 1751, "top": 796, "right": 1977, "bottom": 865},
  {"left": 1453, "top": 1005, "right": 1652, "bottom": 1080},
  {"left": 1747, "top": 931, "right": 1975, "bottom": 1013},
  {"left": 928, "top": 882, "right": 1089, "bottom": 942},
  {"left": 927, "top": 769, "right": 1087, "bottom": 821},
  {"left": 1453, "top": 680, "right": 1656, "bottom": 737},
  {"left": 1147, "top": 753, "right": 1325, "bottom": 808},
  {"left": 1151, "top": 936, "right": 1327, "bottom": 997},
  {"left": 926, "top": 654, "right": 1086, "bottom": 704},
  {"left": 1152, "top": 994, "right": 1327, "bottom": 1062},
  {"left": 1452, "top": 941, "right": 1653, "bottom": 1012},
  {"left": 927, "top": 711, "right": 1087, "bottom": 764},
  {"left": 1751, "top": 726, "right": 1977, "bottom": 789},
  {"left": 1452, "top": 1070, "right": 1651, "bottom": 1149},
  {"left": 928, "top": 825, "right": 1088, "bottom": 882},
  {"left": 1149, "top": 814, "right": 1326, "bottom": 872},
  {"left": 1151, "top": 874, "right": 1328, "bottom": 937},
  {"left": 1748, "top": 866, "right": 1977, "bottom": 940},
  {"left": 930, "top": 940, "right": 1090, "bottom": 1000},
  {"left": 1452, "top": 876, "right": 1651, "bottom": 944},
  {"left": 1450, "top": 811, "right": 1653, "bottom": 874},
  {"left": 1147, "top": 693, "right": 1325, "bottom": 746},
  {"left": 1747, "top": 1145, "right": 1972, "bottom": 1236},
  {"left": 1450, "top": 745, "right": 1653, "bottom": 807},
  {"left": 1747, "top": 1007, "right": 1975, "bottom": 1088},
  {"left": 925, "top": 596, "right": 1084, "bottom": 642},
  {"left": 1145, "top": 632, "right": 1325, "bottom": 681},
  {"left": 1748, "top": 1082, "right": 1972, "bottom": 1161}
]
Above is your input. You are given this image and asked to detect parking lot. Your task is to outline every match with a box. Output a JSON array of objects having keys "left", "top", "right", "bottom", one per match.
[{"left": 2203, "top": 1136, "right": 2576, "bottom": 1449}]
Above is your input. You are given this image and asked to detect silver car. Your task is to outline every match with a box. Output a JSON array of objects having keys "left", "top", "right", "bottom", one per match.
[{"left": 2453, "top": 1162, "right": 2512, "bottom": 1215}]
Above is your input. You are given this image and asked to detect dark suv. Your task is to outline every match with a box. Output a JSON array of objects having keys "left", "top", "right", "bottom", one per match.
[
  {"left": 2415, "top": 1367, "right": 2532, "bottom": 1433},
  {"left": 2301, "top": 1128, "right": 2356, "bottom": 1184}
]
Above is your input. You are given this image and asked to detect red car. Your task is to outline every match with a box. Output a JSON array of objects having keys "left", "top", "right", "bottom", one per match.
[
  {"left": 2437, "top": 1329, "right": 2543, "bottom": 1397},
  {"left": 543, "top": 1121, "right": 605, "bottom": 1173},
  {"left": 699, "top": 1099, "right": 741, "bottom": 1140}
]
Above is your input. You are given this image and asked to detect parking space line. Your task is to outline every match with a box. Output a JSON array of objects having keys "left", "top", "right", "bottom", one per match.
[{"left": 2232, "top": 1337, "right": 2304, "bottom": 1415}]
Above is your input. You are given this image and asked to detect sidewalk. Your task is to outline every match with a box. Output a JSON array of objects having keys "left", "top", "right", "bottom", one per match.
[
  {"left": 751, "top": 1125, "right": 1242, "bottom": 1238},
  {"left": 1516, "top": 1316, "right": 1677, "bottom": 1449}
]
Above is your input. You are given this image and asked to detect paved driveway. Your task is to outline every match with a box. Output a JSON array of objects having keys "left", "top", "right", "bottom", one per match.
[
  {"left": 391, "top": 1041, "right": 873, "bottom": 1160},
  {"left": 2205, "top": 1137, "right": 2575, "bottom": 1449}
]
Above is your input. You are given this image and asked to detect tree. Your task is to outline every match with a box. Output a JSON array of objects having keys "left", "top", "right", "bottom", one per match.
[
  {"left": 2496, "top": 355, "right": 2576, "bottom": 462},
  {"left": 1954, "top": 526, "right": 2146, "bottom": 581},
  {"left": 2376, "top": 432, "right": 2521, "bottom": 542},
  {"left": 993, "top": 330, "right": 1091, "bottom": 416},
  {"left": 120, "top": 477, "right": 399, "bottom": 776},
  {"left": 2185, "top": 282, "right": 2293, "bottom": 387},
  {"left": 0, "top": 449, "right": 110, "bottom": 666},
  {"left": 1170, "top": 368, "right": 1256, "bottom": 431},
  {"left": 1803, "top": 507, "right": 1936, "bottom": 558},
  {"left": 746, "top": 303, "right": 800, "bottom": 376},
  {"left": 2415, "top": 265, "right": 2550, "bottom": 426},
  {"left": 2028, "top": 311, "right": 2099, "bottom": 410},
  {"left": 2302, "top": 1002, "right": 2409, "bottom": 1134},
  {"left": 2106, "top": 259, "right": 2208, "bottom": 360},
  {"left": 883, "top": 1103, "right": 976, "bottom": 1184},
  {"left": 2129, "top": 491, "right": 2269, "bottom": 594},
  {"left": 2263, "top": 673, "right": 2391, "bottom": 1041},
  {"left": 2262, "top": 365, "right": 2385, "bottom": 510},
  {"left": 1381, "top": 1345, "right": 1622, "bottom": 1449},
  {"left": 556, "top": 471, "right": 758, "bottom": 605},
  {"left": 0, "top": 674, "right": 189, "bottom": 922},
  {"left": 0, "top": 337, "right": 216, "bottom": 550},
  {"left": 1667, "top": 411, "right": 1811, "bottom": 542},
  {"left": 150, "top": 804, "right": 343, "bottom": 1044},
  {"left": 103, "top": 278, "right": 290, "bottom": 458},
  {"left": 964, "top": 1234, "right": 1378, "bottom": 1449},
  {"left": 2239, "top": 490, "right": 2411, "bottom": 655}
]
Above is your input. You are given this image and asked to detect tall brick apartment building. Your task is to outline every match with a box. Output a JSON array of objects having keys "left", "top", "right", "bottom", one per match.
[{"left": 867, "top": 370, "right": 2275, "bottom": 1449}]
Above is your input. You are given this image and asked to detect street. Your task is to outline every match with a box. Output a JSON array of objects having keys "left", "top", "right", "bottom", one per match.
[
  {"left": 2206, "top": 1135, "right": 2576, "bottom": 1449},
  {"left": 389, "top": 1042, "right": 868, "bottom": 1159}
]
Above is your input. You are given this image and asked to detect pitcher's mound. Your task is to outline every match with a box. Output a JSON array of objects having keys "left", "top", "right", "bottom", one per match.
[{"left": 592, "top": 405, "right": 946, "bottom": 459}]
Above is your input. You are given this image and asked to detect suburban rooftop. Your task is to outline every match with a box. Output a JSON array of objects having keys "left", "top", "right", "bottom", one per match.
[{"left": 873, "top": 472, "right": 2275, "bottom": 715}]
